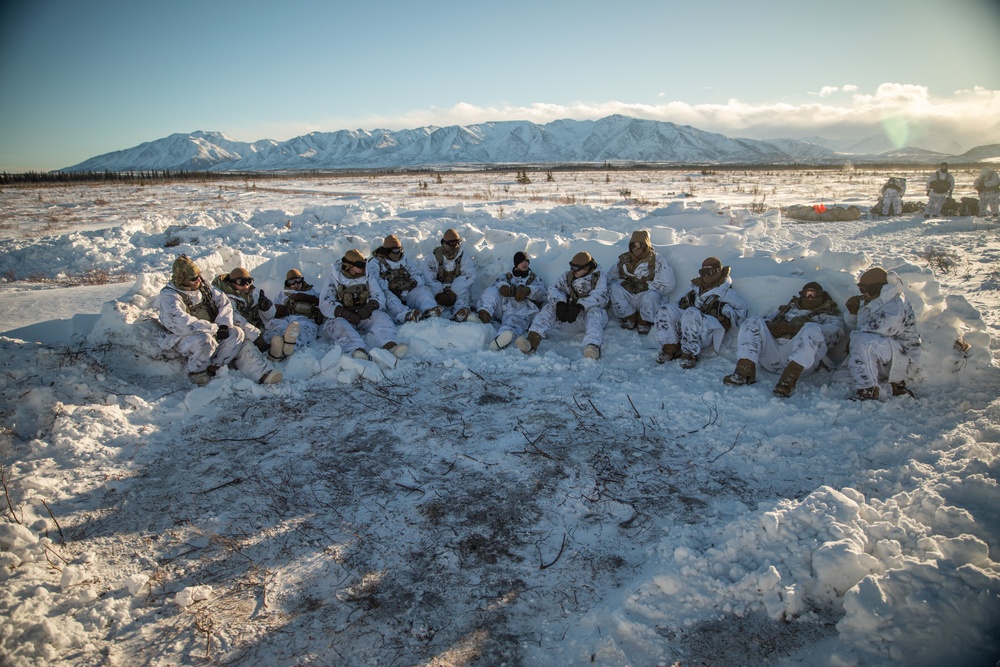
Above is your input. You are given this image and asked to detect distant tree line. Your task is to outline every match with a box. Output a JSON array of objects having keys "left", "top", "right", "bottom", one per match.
[{"left": 2, "top": 162, "right": 991, "bottom": 186}]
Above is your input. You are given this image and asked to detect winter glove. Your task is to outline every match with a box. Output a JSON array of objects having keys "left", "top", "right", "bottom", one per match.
[
  {"left": 436, "top": 289, "right": 457, "bottom": 307},
  {"left": 335, "top": 305, "right": 362, "bottom": 326},
  {"left": 257, "top": 290, "right": 273, "bottom": 312},
  {"left": 355, "top": 299, "right": 379, "bottom": 320},
  {"left": 514, "top": 286, "right": 531, "bottom": 302},
  {"left": 555, "top": 301, "right": 571, "bottom": 322},
  {"left": 215, "top": 324, "right": 230, "bottom": 341},
  {"left": 678, "top": 290, "right": 696, "bottom": 310},
  {"left": 845, "top": 295, "right": 862, "bottom": 315},
  {"left": 498, "top": 284, "right": 514, "bottom": 298},
  {"left": 700, "top": 294, "right": 721, "bottom": 317},
  {"left": 567, "top": 303, "right": 584, "bottom": 323},
  {"left": 274, "top": 304, "right": 289, "bottom": 318},
  {"left": 406, "top": 278, "right": 418, "bottom": 292}
]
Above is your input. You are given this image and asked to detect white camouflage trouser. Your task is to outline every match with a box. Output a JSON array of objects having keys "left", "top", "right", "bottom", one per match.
[
  {"left": 926, "top": 192, "right": 948, "bottom": 217},
  {"left": 655, "top": 305, "right": 725, "bottom": 357},
  {"left": 979, "top": 192, "right": 999, "bottom": 217},
  {"left": 233, "top": 341, "right": 275, "bottom": 383},
  {"left": 265, "top": 317, "right": 318, "bottom": 350},
  {"left": 848, "top": 332, "right": 908, "bottom": 390},
  {"left": 881, "top": 190, "right": 902, "bottom": 216},
  {"left": 736, "top": 318, "right": 828, "bottom": 374},
  {"left": 609, "top": 284, "right": 662, "bottom": 323},
  {"left": 173, "top": 328, "right": 245, "bottom": 373},
  {"left": 322, "top": 310, "right": 398, "bottom": 353},
  {"left": 529, "top": 302, "right": 608, "bottom": 347},
  {"left": 385, "top": 286, "right": 437, "bottom": 323},
  {"left": 477, "top": 287, "right": 538, "bottom": 338}
]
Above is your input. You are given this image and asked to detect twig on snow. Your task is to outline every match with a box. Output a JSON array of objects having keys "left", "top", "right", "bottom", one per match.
[
  {"left": 626, "top": 394, "right": 641, "bottom": 419},
  {"left": 40, "top": 498, "right": 64, "bottom": 543},
  {"left": 538, "top": 533, "right": 568, "bottom": 570}
]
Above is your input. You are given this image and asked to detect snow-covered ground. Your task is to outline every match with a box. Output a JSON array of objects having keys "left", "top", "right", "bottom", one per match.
[{"left": 1, "top": 169, "right": 998, "bottom": 666}]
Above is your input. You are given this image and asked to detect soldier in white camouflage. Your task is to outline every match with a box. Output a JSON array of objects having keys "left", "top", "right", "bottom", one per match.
[
  {"left": 609, "top": 230, "right": 675, "bottom": 335},
  {"left": 516, "top": 251, "right": 608, "bottom": 360},
  {"left": 319, "top": 249, "right": 408, "bottom": 361},
  {"left": 723, "top": 281, "right": 846, "bottom": 397},
  {"left": 422, "top": 228, "right": 477, "bottom": 322},
  {"left": 368, "top": 235, "right": 439, "bottom": 323},
  {"left": 266, "top": 268, "right": 322, "bottom": 359},
  {"left": 477, "top": 251, "right": 547, "bottom": 351}
]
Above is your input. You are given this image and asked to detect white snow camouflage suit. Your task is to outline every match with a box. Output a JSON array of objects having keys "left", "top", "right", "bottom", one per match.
[
  {"left": 477, "top": 268, "right": 548, "bottom": 339},
  {"left": 845, "top": 273, "right": 921, "bottom": 391},
  {"left": 528, "top": 264, "right": 609, "bottom": 347},
  {"left": 736, "top": 297, "right": 846, "bottom": 375},
  {"left": 655, "top": 271, "right": 748, "bottom": 358}
]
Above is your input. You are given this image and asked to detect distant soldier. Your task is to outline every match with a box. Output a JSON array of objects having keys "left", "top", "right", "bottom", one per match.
[
  {"left": 655, "top": 256, "right": 747, "bottom": 369},
  {"left": 477, "top": 251, "right": 547, "bottom": 350},
  {"left": 319, "top": 250, "right": 408, "bottom": 361},
  {"left": 723, "top": 282, "right": 846, "bottom": 397},
  {"left": 879, "top": 177, "right": 906, "bottom": 216},
  {"left": 973, "top": 167, "right": 1000, "bottom": 218},
  {"left": 844, "top": 267, "right": 921, "bottom": 400},
  {"left": 609, "top": 230, "right": 676, "bottom": 335},
  {"left": 368, "top": 235, "right": 440, "bottom": 323},
  {"left": 924, "top": 162, "right": 955, "bottom": 218},
  {"left": 423, "top": 228, "right": 477, "bottom": 322},
  {"left": 516, "top": 251, "right": 609, "bottom": 360}
]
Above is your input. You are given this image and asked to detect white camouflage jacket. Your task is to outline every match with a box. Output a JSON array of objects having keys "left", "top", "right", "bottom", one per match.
[{"left": 156, "top": 282, "right": 234, "bottom": 347}]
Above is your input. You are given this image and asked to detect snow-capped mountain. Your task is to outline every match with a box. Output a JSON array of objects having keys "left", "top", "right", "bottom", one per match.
[{"left": 59, "top": 116, "right": 979, "bottom": 172}]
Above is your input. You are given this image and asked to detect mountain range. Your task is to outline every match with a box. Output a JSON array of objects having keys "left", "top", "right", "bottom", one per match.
[{"left": 59, "top": 115, "right": 1000, "bottom": 172}]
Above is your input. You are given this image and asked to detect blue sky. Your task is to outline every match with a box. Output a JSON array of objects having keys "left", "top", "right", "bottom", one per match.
[{"left": 1, "top": 0, "right": 998, "bottom": 172}]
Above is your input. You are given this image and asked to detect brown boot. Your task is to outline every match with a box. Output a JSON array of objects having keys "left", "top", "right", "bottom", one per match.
[
  {"left": 620, "top": 312, "right": 639, "bottom": 330},
  {"left": 656, "top": 343, "right": 681, "bottom": 364},
  {"left": 773, "top": 361, "right": 804, "bottom": 397},
  {"left": 516, "top": 331, "right": 542, "bottom": 354},
  {"left": 637, "top": 318, "right": 652, "bottom": 335},
  {"left": 891, "top": 381, "right": 914, "bottom": 397},
  {"left": 723, "top": 358, "right": 756, "bottom": 386},
  {"left": 855, "top": 386, "right": 879, "bottom": 401},
  {"left": 679, "top": 353, "right": 699, "bottom": 369},
  {"left": 477, "top": 309, "right": 492, "bottom": 324}
]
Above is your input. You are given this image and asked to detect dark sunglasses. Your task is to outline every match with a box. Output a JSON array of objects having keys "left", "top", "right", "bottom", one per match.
[
  {"left": 184, "top": 275, "right": 203, "bottom": 285},
  {"left": 699, "top": 266, "right": 720, "bottom": 277},
  {"left": 231, "top": 277, "right": 254, "bottom": 287},
  {"left": 344, "top": 260, "right": 366, "bottom": 270},
  {"left": 443, "top": 239, "right": 461, "bottom": 247},
  {"left": 570, "top": 263, "right": 588, "bottom": 271}
]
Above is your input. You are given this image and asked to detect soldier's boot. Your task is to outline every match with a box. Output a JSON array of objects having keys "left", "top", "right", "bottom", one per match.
[
  {"left": 656, "top": 343, "right": 681, "bottom": 364},
  {"left": 254, "top": 336, "right": 270, "bottom": 354},
  {"left": 282, "top": 321, "right": 300, "bottom": 357},
  {"left": 404, "top": 308, "right": 421, "bottom": 323},
  {"left": 723, "top": 358, "right": 757, "bottom": 386},
  {"left": 773, "top": 361, "right": 804, "bottom": 398},
  {"left": 384, "top": 342, "right": 408, "bottom": 359},
  {"left": 268, "top": 335, "right": 285, "bottom": 361},
  {"left": 351, "top": 348, "right": 370, "bottom": 361},
  {"left": 490, "top": 330, "right": 514, "bottom": 351},
  {"left": 189, "top": 369, "right": 212, "bottom": 386},
  {"left": 636, "top": 318, "right": 652, "bottom": 335},
  {"left": 453, "top": 307, "right": 470, "bottom": 322},
  {"left": 421, "top": 306, "right": 443, "bottom": 320},
  {"left": 477, "top": 309, "right": 492, "bottom": 324},
  {"left": 259, "top": 369, "right": 283, "bottom": 385},
  {"left": 679, "top": 353, "right": 699, "bottom": 369},
  {"left": 855, "top": 386, "right": 879, "bottom": 401},
  {"left": 516, "top": 331, "right": 542, "bottom": 354},
  {"left": 891, "top": 381, "right": 914, "bottom": 397},
  {"left": 620, "top": 312, "right": 639, "bottom": 330},
  {"left": 583, "top": 344, "right": 601, "bottom": 360}
]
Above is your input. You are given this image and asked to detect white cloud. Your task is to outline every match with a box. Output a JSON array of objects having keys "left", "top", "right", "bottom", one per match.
[
  {"left": 279, "top": 84, "right": 1000, "bottom": 154},
  {"left": 818, "top": 86, "right": 840, "bottom": 97}
]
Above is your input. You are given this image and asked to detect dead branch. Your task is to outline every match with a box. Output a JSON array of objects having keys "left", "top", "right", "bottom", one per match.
[
  {"left": 197, "top": 477, "right": 244, "bottom": 494},
  {"left": 708, "top": 426, "right": 746, "bottom": 463},
  {"left": 394, "top": 482, "right": 425, "bottom": 496},
  {"left": 588, "top": 399, "right": 605, "bottom": 419},
  {"left": 518, "top": 427, "right": 561, "bottom": 460},
  {"left": 1, "top": 464, "right": 22, "bottom": 524},
  {"left": 538, "top": 533, "right": 568, "bottom": 570},
  {"left": 40, "top": 499, "right": 64, "bottom": 543},
  {"left": 626, "top": 394, "right": 641, "bottom": 419}
]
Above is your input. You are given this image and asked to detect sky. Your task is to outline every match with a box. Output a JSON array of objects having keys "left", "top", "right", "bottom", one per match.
[{"left": 1, "top": 0, "right": 999, "bottom": 172}]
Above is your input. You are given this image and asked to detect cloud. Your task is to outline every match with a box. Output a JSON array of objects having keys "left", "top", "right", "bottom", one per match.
[{"left": 290, "top": 83, "right": 1000, "bottom": 154}]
